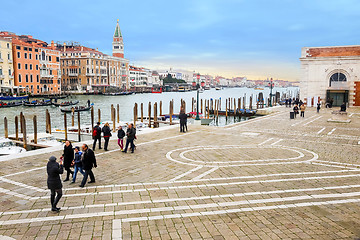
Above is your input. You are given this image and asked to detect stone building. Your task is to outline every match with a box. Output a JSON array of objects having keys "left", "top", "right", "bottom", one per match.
[
  {"left": 0, "top": 37, "right": 14, "bottom": 93},
  {"left": 300, "top": 45, "right": 360, "bottom": 107}
]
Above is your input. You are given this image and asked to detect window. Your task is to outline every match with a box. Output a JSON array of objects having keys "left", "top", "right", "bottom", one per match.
[
  {"left": 7, "top": 43, "right": 10, "bottom": 48},
  {"left": 18, "top": 63, "right": 21, "bottom": 69},
  {"left": 49, "top": 56, "right": 52, "bottom": 61},
  {"left": 329, "top": 72, "right": 347, "bottom": 87},
  {"left": 26, "top": 75, "right": 28, "bottom": 82},
  {"left": 30, "top": 75, "right": 33, "bottom": 82},
  {"left": 36, "top": 75, "right": 39, "bottom": 82},
  {"left": 36, "top": 65, "right": 38, "bottom": 70},
  {"left": 0, "top": 68, "right": 2, "bottom": 75},
  {"left": 24, "top": 53, "right": 27, "bottom": 59},
  {"left": 29, "top": 53, "right": 32, "bottom": 59},
  {"left": 35, "top": 49, "right": 38, "bottom": 52},
  {"left": 18, "top": 74, "right": 21, "bottom": 82},
  {"left": 17, "top": 52, "right": 20, "bottom": 58},
  {"left": 8, "top": 69, "right": 11, "bottom": 75},
  {"left": 50, "top": 70, "right": 52, "bottom": 75},
  {"left": 16, "top": 46, "right": 20, "bottom": 50},
  {"left": 25, "top": 64, "right": 28, "bottom": 70},
  {"left": 7, "top": 53, "right": 10, "bottom": 60},
  {"left": 114, "top": 46, "right": 119, "bottom": 49},
  {"left": 56, "top": 57, "right": 59, "bottom": 62},
  {"left": 30, "top": 64, "right": 32, "bottom": 70},
  {"left": 24, "top": 47, "right": 28, "bottom": 51},
  {"left": 42, "top": 51, "right": 45, "bottom": 61},
  {"left": 35, "top": 54, "right": 38, "bottom": 60},
  {"left": 29, "top": 48, "right": 32, "bottom": 51}
]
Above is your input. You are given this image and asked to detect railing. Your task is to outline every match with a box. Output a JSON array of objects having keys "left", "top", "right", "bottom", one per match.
[
  {"left": 8, "top": 59, "right": 13, "bottom": 63},
  {"left": 68, "top": 72, "right": 78, "bottom": 76},
  {"left": 0, "top": 75, "right": 5, "bottom": 79},
  {"left": 86, "top": 72, "right": 95, "bottom": 76}
]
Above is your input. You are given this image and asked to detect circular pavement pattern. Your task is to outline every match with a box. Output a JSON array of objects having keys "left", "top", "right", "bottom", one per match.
[{"left": 166, "top": 145, "right": 318, "bottom": 167}]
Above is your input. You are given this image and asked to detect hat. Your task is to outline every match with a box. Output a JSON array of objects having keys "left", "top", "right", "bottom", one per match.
[
  {"left": 74, "top": 146, "right": 80, "bottom": 151},
  {"left": 49, "top": 156, "right": 57, "bottom": 161}
]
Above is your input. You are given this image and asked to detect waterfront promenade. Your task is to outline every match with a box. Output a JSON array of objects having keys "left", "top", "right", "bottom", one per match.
[{"left": 0, "top": 106, "right": 360, "bottom": 239}]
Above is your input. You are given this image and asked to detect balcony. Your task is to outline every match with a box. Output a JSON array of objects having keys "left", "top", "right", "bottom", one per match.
[
  {"left": 0, "top": 58, "right": 3, "bottom": 63},
  {"left": 68, "top": 72, "right": 78, "bottom": 77},
  {"left": 0, "top": 75, "right": 4, "bottom": 79},
  {"left": 9, "top": 75, "right": 14, "bottom": 79},
  {"left": 8, "top": 59, "right": 13, "bottom": 64},
  {"left": 86, "top": 72, "right": 95, "bottom": 76},
  {"left": 40, "top": 74, "right": 53, "bottom": 79}
]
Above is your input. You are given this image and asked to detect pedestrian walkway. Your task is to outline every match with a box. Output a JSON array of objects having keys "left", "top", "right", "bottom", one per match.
[{"left": 0, "top": 106, "right": 360, "bottom": 239}]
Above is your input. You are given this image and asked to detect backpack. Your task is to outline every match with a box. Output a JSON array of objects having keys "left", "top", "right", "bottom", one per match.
[{"left": 93, "top": 128, "right": 98, "bottom": 137}]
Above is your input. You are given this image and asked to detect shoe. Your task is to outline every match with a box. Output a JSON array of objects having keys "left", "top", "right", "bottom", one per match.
[
  {"left": 55, "top": 207, "right": 61, "bottom": 211},
  {"left": 99, "top": 147, "right": 102, "bottom": 149},
  {"left": 104, "top": 149, "right": 108, "bottom": 151},
  {"left": 131, "top": 151, "right": 134, "bottom": 153},
  {"left": 51, "top": 207, "right": 60, "bottom": 212},
  {"left": 63, "top": 179, "right": 69, "bottom": 182},
  {"left": 88, "top": 181, "right": 95, "bottom": 184},
  {"left": 79, "top": 185, "right": 84, "bottom": 188},
  {"left": 122, "top": 151, "right": 127, "bottom": 153},
  {"left": 70, "top": 181, "right": 75, "bottom": 184}
]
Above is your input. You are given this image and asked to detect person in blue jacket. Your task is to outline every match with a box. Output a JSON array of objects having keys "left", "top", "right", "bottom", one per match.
[{"left": 71, "top": 146, "right": 84, "bottom": 183}]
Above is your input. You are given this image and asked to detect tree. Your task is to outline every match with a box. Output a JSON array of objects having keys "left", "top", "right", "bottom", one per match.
[{"left": 162, "top": 73, "right": 186, "bottom": 84}]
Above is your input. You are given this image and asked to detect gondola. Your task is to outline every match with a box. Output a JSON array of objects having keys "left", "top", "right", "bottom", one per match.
[
  {"left": 0, "top": 102, "right": 23, "bottom": 108},
  {"left": 52, "top": 100, "right": 79, "bottom": 107},
  {"left": 48, "top": 95, "right": 67, "bottom": 100},
  {"left": 23, "top": 100, "right": 52, "bottom": 107},
  {"left": 60, "top": 106, "right": 91, "bottom": 113}
]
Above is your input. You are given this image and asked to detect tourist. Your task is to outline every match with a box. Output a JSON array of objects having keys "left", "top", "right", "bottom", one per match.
[
  {"left": 117, "top": 126, "right": 125, "bottom": 151},
  {"left": 92, "top": 122, "right": 102, "bottom": 150},
  {"left": 179, "top": 108, "right": 187, "bottom": 133},
  {"left": 293, "top": 104, "right": 299, "bottom": 118},
  {"left": 71, "top": 146, "right": 84, "bottom": 183},
  {"left": 300, "top": 103, "right": 306, "bottom": 117},
  {"left": 47, "top": 156, "right": 63, "bottom": 212},
  {"left": 80, "top": 144, "right": 97, "bottom": 188},
  {"left": 102, "top": 122, "right": 112, "bottom": 151},
  {"left": 340, "top": 102, "right": 346, "bottom": 112},
  {"left": 288, "top": 98, "right": 292, "bottom": 106},
  {"left": 285, "top": 99, "right": 288, "bottom": 107},
  {"left": 123, "top": 123, "right": 136, "bottom": 153},
  {"left": 317, "top": 102, "right": 321, "bottom": 113},
  {"left": 62, "top": 140, "right": 74, "bottom": 182}
]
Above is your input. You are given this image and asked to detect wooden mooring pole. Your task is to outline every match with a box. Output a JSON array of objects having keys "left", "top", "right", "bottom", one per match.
[
  {"left": 154, "top": 102, "right": 158, "bottom": 128},
  {"left": 141, "top": 103, "right": 144, "bottom": 123},
  {"left": 117, "top": 104, "right": 120, "bottom": 123},
  {"left": 169, "top": 101, "right": 173, "bottom": 125},
  {"left": 160, "top": 101, "right": 162, "bottom": 116},
  {"left": 15, "top": 116, "right": 19, "bottom": 141},
  {"left": 20, "top": 112, "right": 23, "bottom": 133},
  {"left": 98, "top": 109, "right": 101, "bottom": 123},
  {"left": 78, "top": 111, "right": 81, "bottom": 142},
  {"left": 48, "top": 111, "right": 51, "bottom": 134},
  {"left": 112, "top": 107, "right": 116, "bottom": 132},
  {"left": 91, "top": 106, "right": 94, "bottom": 136},
  {"left": 71, "top": 107, "right": 75, "bottom": 127},
  {"left": 64, "top": 113, "right": 68, "bottom": 141},
  {"left": 148, "top": 102, "right": 151, "bottom": 128},
  {"left": 33, "top": 115, "right": 37, "bottom": 144},
  {"left": 4, "top": 117, "right": 8, "bottom": 138},
  {"left": 21, "top": 115, "right": 27, "bottom": 149}
]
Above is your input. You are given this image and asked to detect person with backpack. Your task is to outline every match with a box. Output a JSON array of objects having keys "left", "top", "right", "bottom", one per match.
[
  {"left": 79, "top": 144, "right": 97, "bottom": 188},
  {"left": 102, "top": 122, "right": 112, "bottom": 151},
  {"left": 179, "top": 108, "right": 187, "bottom": 133},
  {"left": 62, "top": 140, "right": 74, "bottom": 182},
  {"left": 123, "top": 123, "right": 136, "bottom": 153},
  {"left": 92, "top": 122, "right": 102, "bottom": 151},
  {"left": 293, "top": 104, "right": 299, "bottom": 118},
  {"left": 71, "top": 146, "right": 84, "bottom": 183},
  {"left": 47, "top": 156, "right": 63, "bottom": 212},
  {"left": 317, "top": 102, "right": 321, "bottom": 113},
  {"left": 117, "top": 126, "right": 125, "bottom": 151}
]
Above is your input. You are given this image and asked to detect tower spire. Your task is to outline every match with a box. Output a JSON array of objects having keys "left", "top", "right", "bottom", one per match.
[{"left": 112, "top": 19, "right": 124, "bottom": 58}]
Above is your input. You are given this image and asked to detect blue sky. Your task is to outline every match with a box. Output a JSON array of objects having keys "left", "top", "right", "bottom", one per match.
[{"left": 1, "top": 0, "right": 360, "bottom": 81}]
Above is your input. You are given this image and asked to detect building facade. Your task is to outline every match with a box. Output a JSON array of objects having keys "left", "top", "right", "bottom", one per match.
[
  {"left": 300, "top": 45, "right": 360, "bottom": 107},
  {"left": 0, "top": 37, "right": 14, "bottom": 93}
]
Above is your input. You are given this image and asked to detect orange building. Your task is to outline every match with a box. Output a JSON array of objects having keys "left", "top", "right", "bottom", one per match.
[{"left": 0, "top": 32, "right": 61, "bottom": 95}]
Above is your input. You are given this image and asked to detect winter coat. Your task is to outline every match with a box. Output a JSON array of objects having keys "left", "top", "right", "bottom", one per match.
[
  {"left": 179, "top": 113, "right": 187, "bottom": 124},
  {"left": 47, "top": 159, "right": 64, "bottom": 189},
  {"left": 126, "top": 127, "right": 136, "bottom": 140},
  {"left": 300, "top": 105, "right": 306, "bottom": 112},
  {"left": 63, "top": 144, "right": 74, "bottom": 168},
  {"left": 74, "top": 152, "right": 83, "bottom": 167},
  {"left": 93, "top": 125, "right": 102, "bottom": 139},
  {"left": 117, "top": 129, "right": 125, "bottom": 139},
  {"left": 82, "top": 148, "right": 97, "bottom": 170},
  {"left": 293, "top": 106, "right": 299, "bottom": 114},
  {"left": 102, "top": 125, "right": 112, "bottom": 138}
]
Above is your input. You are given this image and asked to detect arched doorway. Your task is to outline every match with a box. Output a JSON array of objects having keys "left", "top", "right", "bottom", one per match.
[{"left": 326, "top": 71, "right": 349, "bottom": 106}]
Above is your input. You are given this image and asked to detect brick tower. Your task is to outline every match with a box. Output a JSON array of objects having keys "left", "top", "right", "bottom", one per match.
[{"left": 112, "top": 19, "right": 124, "bottom": 58}]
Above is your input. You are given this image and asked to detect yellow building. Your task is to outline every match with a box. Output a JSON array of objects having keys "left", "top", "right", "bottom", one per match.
[{"left": 0, "top": 37, "right": 14, "bottom": 93}]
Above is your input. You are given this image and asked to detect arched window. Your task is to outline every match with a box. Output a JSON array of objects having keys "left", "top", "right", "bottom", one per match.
[
  {"left": 329, "top": 72, "right": 346, "bottom": 87},
  {"left": 42, "top": 51, "right": 46, "bottom": 61}
]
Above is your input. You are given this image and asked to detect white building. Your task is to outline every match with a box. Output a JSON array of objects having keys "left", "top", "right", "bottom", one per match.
[{"left": 300, "top": 45, "right": 360, "bottom": 107}]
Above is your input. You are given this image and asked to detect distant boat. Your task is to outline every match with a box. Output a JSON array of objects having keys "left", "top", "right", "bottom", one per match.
[
  {"left": 178, "top": 86, "right": 186, "bottom": 92},
  {"left": 254, "top": 87, "right": 264, "bottom": 90},
  {"left": 0, "top": 102, "right": 23, "bottom": 108},
  {"left": 0, "top": 95, "right": 28, "bottom": 101},
  {"left": 60, "top": 106, "right": 91, "bottom": 113},
  {"left": 52, "top": 100, "right": 79, "bottom": 107},
  {"left": 215, "top": 87, "right": 221, "bottom": 90},
  {"left": 0, "top": 137, "right": 26, "bottom": 156},
  {"left": 23, "top": 100, "right": 52, "bottom": 107},
  {"left": 152, "top": 87, "right": 163, "bottom": 93}
]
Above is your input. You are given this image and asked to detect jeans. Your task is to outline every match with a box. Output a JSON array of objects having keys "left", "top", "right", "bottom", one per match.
[
  {"left": 80, "top": 169, "right": 95, "bottom": 187},
  {"left": 300, "top": 111, "right": 305, "bottom": 117},
  {"left": 93, "top": 137, "right": 101, "bottom": 150},
  {"left": 124, "top": 138, "right": 135, "bottom": 153},
  {"left": 72, "top": 165, "right": 84, "bottom": 182},
  {"left": 104, "top": 137, "right": 110, "bottom": 150},
  {"left": 118, "top": 138, "right": 124, "bottom": 149}
]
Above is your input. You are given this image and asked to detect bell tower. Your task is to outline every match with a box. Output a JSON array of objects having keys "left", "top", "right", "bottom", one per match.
[{"left": 112, "top": 19, "right": 124, "bottom": 58}]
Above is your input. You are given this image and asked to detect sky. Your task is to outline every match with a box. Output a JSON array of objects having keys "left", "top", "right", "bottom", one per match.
[{"left": 1, "top": 0, "right": 360, "bottom": 81}]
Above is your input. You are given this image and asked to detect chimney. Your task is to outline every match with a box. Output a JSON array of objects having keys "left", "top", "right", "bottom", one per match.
[
  {"left": 81, "top": 46, "right": 84, "bottom": 51},
  {"left": 51, "top": 40, "right": 54, "bottom": 49},
  {"left": 63, "top": 42, "right": 66, "bottom": 52}
]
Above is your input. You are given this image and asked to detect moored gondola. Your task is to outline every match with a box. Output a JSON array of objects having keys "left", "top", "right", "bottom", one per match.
[
  {"left": 23, "top": 100, "right": 52, "bottom": 107},
  {"left": 0, "top": 102, "right": 23, "bottom": 108},
  {"left": 60, "top": 106, "right": 91, "bottom": 113},
  {"left": 52, "top": 100, "right": 79, "bottom": 107}
]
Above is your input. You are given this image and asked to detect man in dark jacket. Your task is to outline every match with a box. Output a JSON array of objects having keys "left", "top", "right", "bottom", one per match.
[
  {"left": 179, "top": 109, "right": 187, "bottom": 133},
  {"left": 63, "top": 140, "right": 74, "bottom": 182},
  {"left": 92, "top": 122, "right": 102, "bottom": 151},
  {"left": 123, "top": 123, "right": 136, "bottom": 153},
  {"left": 102, "top": 122, "right": 111, "bottom": 151},
  {"left": 47, "top": 156, "right": 64, "bottom": 212},
  {"left": 80, "top": 144, "right": 97, "bottom": 188}
]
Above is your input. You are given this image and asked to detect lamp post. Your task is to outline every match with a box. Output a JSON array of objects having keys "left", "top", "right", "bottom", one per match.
[
  {"left": 195, "top": 73, "right": 201, "bottom": 120},
  {"left": 269, "top": 78, "right": 274, "bottom": 107}
]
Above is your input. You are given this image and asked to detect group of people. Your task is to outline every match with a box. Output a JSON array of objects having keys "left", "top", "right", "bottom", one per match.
[
  {"left": 47, "top": 141, "right": 97, "bottom": 212},
  {"left": 93, "top": 122, "right": 137, "bottom": 153},
  {"left": 292, "top": 103, "right": 307, "bottom": 118}
]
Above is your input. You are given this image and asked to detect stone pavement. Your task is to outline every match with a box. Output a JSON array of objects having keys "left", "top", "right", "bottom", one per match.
[{"left": 0, "top": 106, "right": 360, "bottom": 239}]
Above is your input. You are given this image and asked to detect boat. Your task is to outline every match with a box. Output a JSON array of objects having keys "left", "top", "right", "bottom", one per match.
[
  {"left": 0, "top": 102, "right": 23, "bottom": 108},
  {"left": 48, "top": 95, "right": 67, "bottom": 100},
  {"left": 103, "top": 92, "right": 134, "bottom": 96},
  {"left": 151, "top": 87, "right": 163, "bottom": 93},
  {"left": 178, "top": 86, "right": 186, "bottom": 92},
  {"left": 28, "top": 133, "right": 63, "bottom": 147},
  {"left": 215, "top": 87, "right": 221, "bottom": 90},
  {"left": 52, "top": 100, "right": 79, "bottom": 107},
  {"left": 0, "top": 138, "right": 26, "bottom": 156},
  {"left": 23, "top": 100, "right": 52, "bottom": 106},
  {"left": 60, "top": 106, "right": 91, "bottom": 113},
  {"left": 254, "top": 87, "right": 264, "bottom": 90},
  {"left": 0, "top": 95, "right": 28, "bottom": 101}
]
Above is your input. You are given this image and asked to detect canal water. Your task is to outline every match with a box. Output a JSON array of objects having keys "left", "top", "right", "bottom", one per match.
[{"left": 0, "top": 87, "right": 299, "bottom": 135}]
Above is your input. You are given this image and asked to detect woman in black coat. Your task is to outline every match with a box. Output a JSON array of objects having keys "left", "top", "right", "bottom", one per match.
[
  {"left": 63, "top": 140, "right": 74, "bottom": 181},
  {"left": 47, "top": 156, "right": 64, "bottom": 212}
]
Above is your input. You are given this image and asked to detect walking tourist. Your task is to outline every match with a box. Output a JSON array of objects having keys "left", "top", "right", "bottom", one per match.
[
  {"left": 285, "top": 99, "right": 288, "bottom": 107},
  {"left": 300, "top": 103, "right": 306, "bottom": 117},
  {"left": 92, "top": 122, "right": 102, "bottom": 150},
  {"left": 79, "top": 144, "right": 97, "bottom": 188},
  {"left": 123, "top": 123, "right": 136, "bottom": 153},
  {"left": 317, "top": 102, "right": 321, "bottom": 113},
  {"left": 71, "top": 146, "right": 84, "bottom": 183},
  {"left": 117, "top": 126, "right": 125, "bottom": 151},
  {"left": 293, "top": 104, "right": 299, "bottom": 118},
  {"left": 62, "top": 140, "right": 74, "bottom": 182},
  {"left": 102, "top": 122, "right": 112, "bottom": 151},
  {"left": 179, "top": 108, "right": 187, "bottom": 133},
  {"left": 47, "top": 156, "right": 63, "bottom": 212}
]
